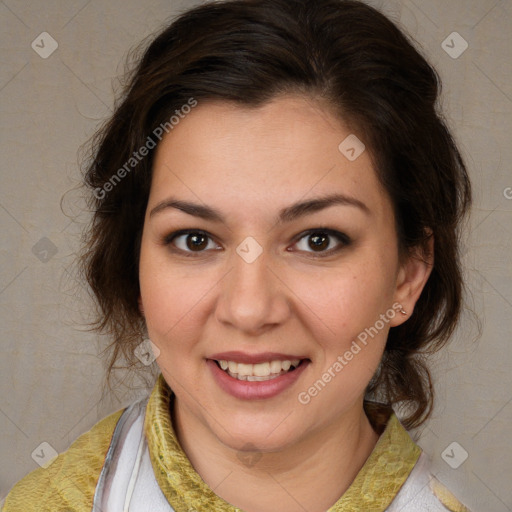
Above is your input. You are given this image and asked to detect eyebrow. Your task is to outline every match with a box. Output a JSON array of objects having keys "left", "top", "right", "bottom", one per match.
[{"left": 149, "top": 193, "right": 370, "bottom": 224}]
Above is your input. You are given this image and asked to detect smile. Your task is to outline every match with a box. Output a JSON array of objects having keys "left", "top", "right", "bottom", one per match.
[
  {"left": 215, "top": 359, "right": 302, "bottom": 381},
  {"left": 207, "top": 358, "right": 310, "bottom": 400}
]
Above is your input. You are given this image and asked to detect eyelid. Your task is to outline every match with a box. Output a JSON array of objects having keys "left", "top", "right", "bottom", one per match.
[{"left": 163, "top": 228, "right": 351, "bottom": 256}]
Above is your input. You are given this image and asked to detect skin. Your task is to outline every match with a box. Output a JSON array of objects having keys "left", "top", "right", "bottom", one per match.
[{"left": 138, "top": 95, "right": 433, "bottom": 512}]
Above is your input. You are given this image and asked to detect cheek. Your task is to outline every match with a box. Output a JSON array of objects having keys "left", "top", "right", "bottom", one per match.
[
  {"left": 138, "top": 241, "right": 221, "bottom": 354},
  {"left": 141, "top": 270, "right": 209, "bottom": 340},
  {"left": 290, "top": 260, "right": 395, "bottom": 339},
  {"left": 296, "top": 267, "right": 392, "bottom": 402}
]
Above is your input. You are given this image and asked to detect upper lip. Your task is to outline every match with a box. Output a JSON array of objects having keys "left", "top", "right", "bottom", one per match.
[{"left": 208, "top": 351, "right": 309, "bottom": 364}]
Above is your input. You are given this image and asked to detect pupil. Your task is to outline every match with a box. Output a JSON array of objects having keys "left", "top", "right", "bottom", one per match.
[
  {"left": 309, "top": 233, "right": 328, "bottom": 251},
  {"left": 187, "top": 234, "right": 207, "bottom": 251}
]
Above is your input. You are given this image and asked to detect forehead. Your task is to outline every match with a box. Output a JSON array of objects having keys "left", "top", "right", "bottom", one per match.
[{"left": 150, "top": 95, "right": 392, "bottom": 222}]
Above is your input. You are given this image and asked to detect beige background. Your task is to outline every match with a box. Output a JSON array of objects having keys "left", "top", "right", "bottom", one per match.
[{"left": 0, "top": 0, "right": 511, "bottom": 510}]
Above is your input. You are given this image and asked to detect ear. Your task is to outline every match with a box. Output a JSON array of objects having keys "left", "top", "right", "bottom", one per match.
[{"left": 389, "top": 234, "right": 434, "bottom": 327}]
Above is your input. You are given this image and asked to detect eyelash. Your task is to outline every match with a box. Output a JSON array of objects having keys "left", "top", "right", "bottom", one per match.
[{"left": 163, "top": 228, "right": 352, "bottom": 258}]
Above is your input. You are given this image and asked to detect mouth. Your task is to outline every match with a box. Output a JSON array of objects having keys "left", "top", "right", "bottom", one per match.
[
  {"left": 206, "top": 351, "right": 311, "bottom": 399},
  {"left": 213, "top": 358, "right": 309, "bottom": 382}
]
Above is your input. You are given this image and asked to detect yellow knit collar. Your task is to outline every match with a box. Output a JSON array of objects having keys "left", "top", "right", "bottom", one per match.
[{"left": 144, "top": 374, "right": 421, "bottom": 512}]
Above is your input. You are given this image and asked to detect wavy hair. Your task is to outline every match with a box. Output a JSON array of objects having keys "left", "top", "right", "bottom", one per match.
[{"left": 80, "top": 0, "right": 472, "bottom": 428}]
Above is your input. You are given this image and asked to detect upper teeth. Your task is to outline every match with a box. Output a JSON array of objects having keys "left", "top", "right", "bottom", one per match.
[{"left": 217, "top": 359, "right": 301, "bottom": 376}]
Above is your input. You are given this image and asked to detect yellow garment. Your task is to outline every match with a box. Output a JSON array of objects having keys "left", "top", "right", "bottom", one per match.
[
  {"left": 430, "top": 478, "right": 471, "bottom": 512},
  {"left": 2, "top": 374, "right": 469, "bottom": 512},
  {"left": 2, "top": 409, "right": 123, "bottom": 511}
]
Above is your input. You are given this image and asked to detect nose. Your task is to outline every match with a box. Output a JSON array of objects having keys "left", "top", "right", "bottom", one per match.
[{"left": 215, "top": 247, "right": 291, "bottom": 336}]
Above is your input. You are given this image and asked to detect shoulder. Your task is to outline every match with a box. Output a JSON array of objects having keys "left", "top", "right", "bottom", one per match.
[
  {"left": 2, "top": 407, "right": 126, "bottom": 512},
  {"left": 429, "top": 475, "right": 472, "bottom": 512},
  {"left": 387, "top": 452, "right": 472, "bottom": 512}
]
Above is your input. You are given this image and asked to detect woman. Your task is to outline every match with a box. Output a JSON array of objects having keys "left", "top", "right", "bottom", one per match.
[{"left": 2, "top": 0, "right": 473, "bottom": 510}]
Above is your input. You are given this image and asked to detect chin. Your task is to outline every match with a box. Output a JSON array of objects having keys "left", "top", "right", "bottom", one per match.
[
  {"left": 225, "top": 432, "right": 295, "bottom": 456},
  {"left": 213, "top": 414, "right": 304, "bottom": 454}
]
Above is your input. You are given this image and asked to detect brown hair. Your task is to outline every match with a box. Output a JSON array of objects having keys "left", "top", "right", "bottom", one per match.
[{"left": 80, "top": 0, "right": 471, "bottom": 429}]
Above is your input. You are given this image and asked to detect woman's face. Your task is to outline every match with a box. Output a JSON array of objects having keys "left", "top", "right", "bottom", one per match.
[{"left": 139, "top": 95, "right": 423, "bottom": 452}]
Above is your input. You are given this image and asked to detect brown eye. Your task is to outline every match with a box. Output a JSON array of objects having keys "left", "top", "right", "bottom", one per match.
[
  {"left": 308, "top": 232, "right": 330, "bottom": 251},
  {"left": 293, "top": 229, "right": 351, "bottom": 256},
  {"left": 165, "top": 230, "right": 220, "bottom": 255},
  {"left": 185, "top": 233, "right": 208, "bottom": 251}
]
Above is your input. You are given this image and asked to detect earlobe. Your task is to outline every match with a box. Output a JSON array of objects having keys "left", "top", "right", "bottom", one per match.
[{"left": 390, "top": 235, "right": 434, "bottom": 327}]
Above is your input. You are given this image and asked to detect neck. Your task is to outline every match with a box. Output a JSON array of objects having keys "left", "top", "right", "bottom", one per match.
[{"left": 172, "top": 398, "right": 381, "bottom": 512}]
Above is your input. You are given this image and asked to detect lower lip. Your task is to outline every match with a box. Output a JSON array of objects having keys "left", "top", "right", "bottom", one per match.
[{"left": 207, "top": 359, "right": 309, "bottom": 400}]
